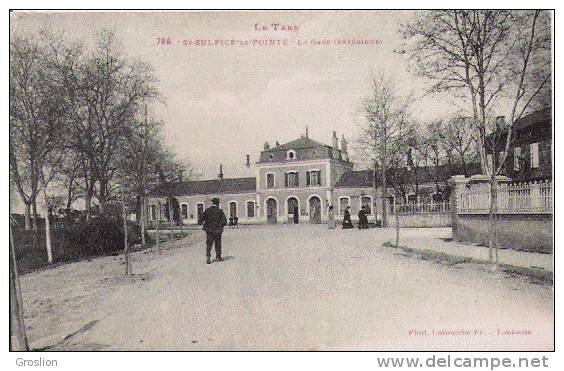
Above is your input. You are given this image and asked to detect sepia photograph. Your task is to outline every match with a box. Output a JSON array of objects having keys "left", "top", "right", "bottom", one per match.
[{"left": 8, "top": 8, "right": 554, "bottom": 356}]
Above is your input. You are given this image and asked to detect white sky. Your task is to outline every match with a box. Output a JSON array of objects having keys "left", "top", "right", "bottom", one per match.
[{"left": 11, "top": 11, "right": 469, "bottom": 180}]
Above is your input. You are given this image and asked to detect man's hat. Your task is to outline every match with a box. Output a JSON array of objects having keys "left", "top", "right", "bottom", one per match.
[{"left": 211, "top": 197, "right": 220, "bottom": 205}]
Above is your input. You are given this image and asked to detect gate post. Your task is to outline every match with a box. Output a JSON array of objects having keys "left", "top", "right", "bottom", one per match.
[{"left": 449, "top": 175, "right": 469, "bottom": 241}]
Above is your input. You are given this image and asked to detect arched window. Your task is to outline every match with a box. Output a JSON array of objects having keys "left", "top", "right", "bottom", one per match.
[
  {"left": 181, "top": 203, "right": 188, "bottom": 219},
  {"left": 339, "top": 197, "right": 350, "bottom": 216},
  {"left": 229, "top": 201, "right": 237, "bottom": 218},
  {"left": 361, "top": 196, "right": 372, "bottom": 215},
  {"left": 246, "top": 201, "right": 255, "bottom": 218}
]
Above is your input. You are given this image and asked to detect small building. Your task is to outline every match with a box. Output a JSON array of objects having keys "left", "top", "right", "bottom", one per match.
[{"left": 487, "top": 107, "right": 552, "bottom": 182}]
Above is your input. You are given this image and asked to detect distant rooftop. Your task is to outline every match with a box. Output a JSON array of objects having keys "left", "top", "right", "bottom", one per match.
[
  {"left": 513, "top": 107, "right": 551, "bottom": 131},
  {"left": 150, "top": 177, "right": 256, "bottom": 197},
  {"left": 258, "top": 136, "right": 350, "bottom": 164},
  {"left": 334, "top": 170, "right": 374, "bottom": 188},
  {"left": 264, "top": 137, "right": 329, "bottom": 152}
]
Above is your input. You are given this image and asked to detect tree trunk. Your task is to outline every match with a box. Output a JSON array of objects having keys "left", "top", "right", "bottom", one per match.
[
  {"left": 24, "top": 202, "right": 32, "bottom": 230},
  {"left": 43, "top": 189, "right": 53, "bottom": 264},
  {"left": 140, "top": 195, "right": 146, "bottom": 246},
  {"left": 488, "top": 175, "right": 499, "bottom": 265},
  {"left": 99, "top": 198, "right": 106, "bottom": 216},
  {"left": 32, "top": 199, "right": 38, "bottom": 230},
  {"left": 395, "top": 189, "right": 400, "bottom": 248},
  {"left": 85, "top": 193, "right": 92, "bottom": 222},
  {"left": 65, "top": 185, "right": 73, "bottom": 222},
  {"left": 122, "top": 185, "right": 131, "bottom": 275},
  {"left": 381, "top": 165, "right": 388, "bottom": 228},
  {"left": 9, "top": 225, "right": 29, "bottom": 351},
  {"left": 168, "top": 198, "right": 174, "bottom": 245}
]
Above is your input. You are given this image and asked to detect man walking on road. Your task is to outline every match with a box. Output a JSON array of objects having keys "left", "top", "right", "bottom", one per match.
[
  {"left": 202, "top": 197, "right": 227, "bottom": 264},
  {"left": 358, "top": 206, "right": 369, "bottom": 229}
]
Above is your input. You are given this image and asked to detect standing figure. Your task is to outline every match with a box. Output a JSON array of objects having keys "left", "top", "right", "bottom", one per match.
[
  {"left": 359, "top": 206, "right": 369, "bottom": 229},
  {"left": 358, "top": 206, "right": 367, "bottom": 229},
  {"left": 342, "top": 206, "right": 354, "bottom": 229},
  {"left": 327, "top": 206, "right": 336, "bottom": 229},
  {"left": 202, "top": 197, "right": 227, "bottom": 264}
]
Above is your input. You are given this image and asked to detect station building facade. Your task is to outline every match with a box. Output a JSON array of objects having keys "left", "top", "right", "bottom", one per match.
[{"left": 147, "top": 132, "right": 383, "bottom": 225}]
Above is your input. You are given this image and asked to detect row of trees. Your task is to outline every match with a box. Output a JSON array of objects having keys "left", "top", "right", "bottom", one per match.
[
  {"left": 10, "top": 29, "right": 191, "bottom": 233},
  {"left": 357, "top": 10, "right": 550, "bottom": 260},
  {"left": 357, "top": 76, "right": 479, "bottom": 215}
]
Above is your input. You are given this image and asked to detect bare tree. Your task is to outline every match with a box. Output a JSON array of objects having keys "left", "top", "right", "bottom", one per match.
[
  {"left": 57, "top": 154, "right": 82, "bottom": 221},
  {"left": 44, "top": 29, "right": 159, "bottom": 218},
  {"left": 442, "top": 115, "right": 480, "bottom": 177},
  {"left": 9, "top": 35, "right": 67, "bottom": 230},
  {"left": 402, "top": 10, "right": 551, "bottom": 264},
  {"left": 82, "top": 31, "right": 159, "bottom": 214},
  {"left": 119, "top": 104, "right": 165, "bottom": 246},
  {"left": 416, "top": 120, "right": 449, "bottom": 195},
  {"left": 358, "top": 74, "right": 410, "bottom": 227}
]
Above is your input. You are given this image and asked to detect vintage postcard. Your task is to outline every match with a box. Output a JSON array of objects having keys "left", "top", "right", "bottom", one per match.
[{"left": 8, "top": 9, "right": 554, "bottom": 358}]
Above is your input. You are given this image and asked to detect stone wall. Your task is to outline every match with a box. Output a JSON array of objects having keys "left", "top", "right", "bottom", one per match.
[
  {"left": 449, "top": 175, "right": 553, "bottom": 254},
  {"left": 457, "top": 214, "right": 553, "bottom": 254}
]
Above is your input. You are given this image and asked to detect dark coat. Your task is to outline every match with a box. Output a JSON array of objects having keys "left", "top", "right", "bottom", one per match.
[
  {"left": 358, "top": 209, "right": 366, "bottom": 221},
  {"left": 343, "top": 209, "right": 352, "bottom": 224},
  {"left": 202, "top": 205, "right": 227, "bottom": 233}
]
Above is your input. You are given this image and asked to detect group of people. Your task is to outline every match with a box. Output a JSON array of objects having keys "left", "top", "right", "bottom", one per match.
[
  {"left": 201, "top": 197, "right": 373, "bottom": 265},
  {"left": 327, "top": 205, "right": 370, "bottom": 230}
]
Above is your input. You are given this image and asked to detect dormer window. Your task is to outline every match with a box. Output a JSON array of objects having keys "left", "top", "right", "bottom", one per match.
[{"left": 287, "top": 150, "right": 297, "bottom": 160}]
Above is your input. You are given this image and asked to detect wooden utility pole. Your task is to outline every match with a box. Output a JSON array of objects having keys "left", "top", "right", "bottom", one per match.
[
  {"left": 140, "top": 196, "right": 146, "bottom": 246},
  {"left": 122, "top": 183, "right": 131, "bottom": 275},
  {"left": 10, "top": 224, "right": 29, "bottom": 351},
  {"left": 380, "top": 125, "right": 388, "bottom": 228},
  {"left": 140, "top": 103, "right": 148, "bottom": 247},
  {"left": 156, "top": 201, "right": 160, "bottom": 254},
  {"left": 168, "top": 180, "right": 175, "bottom": 245}
]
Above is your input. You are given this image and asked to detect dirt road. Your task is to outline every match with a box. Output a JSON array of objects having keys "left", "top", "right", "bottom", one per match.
[{"left": 20, "top": 225, "right": 553, "bottom": 351}]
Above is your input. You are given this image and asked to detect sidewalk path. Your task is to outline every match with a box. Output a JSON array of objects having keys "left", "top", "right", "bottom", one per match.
[{"left": 395, "top": 228, "right": 553, "bottom": 272}]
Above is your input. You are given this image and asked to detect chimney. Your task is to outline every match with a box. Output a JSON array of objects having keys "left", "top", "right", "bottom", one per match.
[
  {"left": 332, "top": 131, "right": 339, "bottom": 158},
  {"left": 264, "top": 141, "right": 270, "bottom": 150},
  {"left": 340, "top": 134, "right": 348, "bottom": 161},
  {"left": 245, "top": 154, "right": 250, "bottom": 168},
  {"left": 305, "top": 126, "right": 309, "bottom": 138},
  {"left": 275, "top": 140, "right": 280, "bottom": 147},
  {"left": 218, "top": 164, "right": 224, "bottom": 180},
  {"left": 496, "top": 116, "right": 506, "bottom": 130}
]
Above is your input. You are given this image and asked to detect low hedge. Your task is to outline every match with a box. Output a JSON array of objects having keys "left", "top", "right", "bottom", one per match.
[{"left": 12, "top": 217, "right": 146, "bottom": 274}]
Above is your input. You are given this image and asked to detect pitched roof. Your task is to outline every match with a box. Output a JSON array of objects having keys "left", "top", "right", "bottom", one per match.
[
  {"left": 266, "top": 137, "right": 329, "bottom": 152},
  {"left": 149, "top": 177, "right": 256, "bottom": 197},
  {"left": 335, "top": 163, "right": 482, "bottom": 189},
  {"left": 514, "top": 107, "right": 551, "bottom": 131},
  {"left": 334, "top": 170, "right": 374, "bottom": 188}
]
